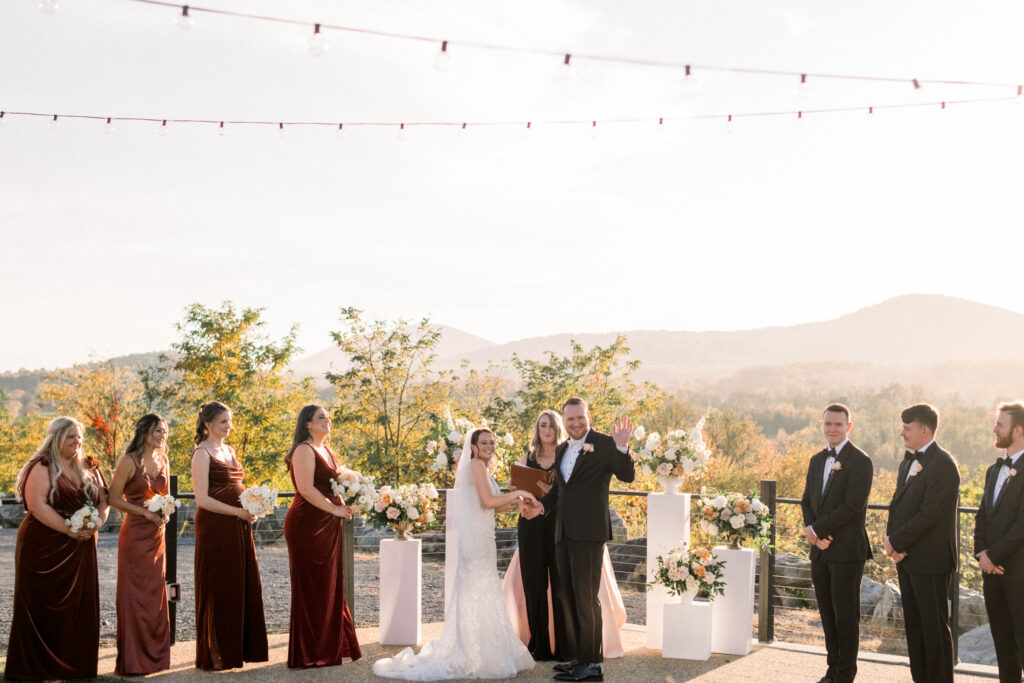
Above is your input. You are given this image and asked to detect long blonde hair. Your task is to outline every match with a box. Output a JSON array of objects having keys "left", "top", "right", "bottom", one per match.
[
  {"left": 15, "top": 416, "right": 100, "bottom": 504},
  {"left": 529, "top": 410, "right": 568, "bottom": 463}
]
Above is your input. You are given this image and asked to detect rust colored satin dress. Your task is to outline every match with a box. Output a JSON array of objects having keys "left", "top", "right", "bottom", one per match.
[
  {"left": 4, "top": 455, "right": 104, "bottom": 681},
  {"left": 193, "top": 452, "right": 268, "bottom": 670},
  {"left": 115, "top": 463, "right": 171, "bottom": 674},
  {"left": 283, "top": 444, "right": 361, "bottom": 668}
]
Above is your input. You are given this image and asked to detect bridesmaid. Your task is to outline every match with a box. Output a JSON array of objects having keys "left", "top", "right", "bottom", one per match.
[
  {"left": 191, "top": 401, "right": 269, "bottom": 670},
  {"left": 5, "top": 416, "right": 109, "bottom": 681},
  {"left": 283, "top": 404, "right": 361, "bottom": 668},
  {"left": 108, "top": 413, "right": 171, "bottom": 675}
]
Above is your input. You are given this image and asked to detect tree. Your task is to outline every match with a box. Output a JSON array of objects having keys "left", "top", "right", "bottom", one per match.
[
  {"left": 485, "top": 336, "right": 665, "bottom": 444},
  {"left": 164, "top": 302, "right": 314, "bottom": 488},
  {"left": 36, "top": 360, "right": 146, "bottom": 473},
  {"left": 327, "top": 308, "right": 452, "bottom": 482}
]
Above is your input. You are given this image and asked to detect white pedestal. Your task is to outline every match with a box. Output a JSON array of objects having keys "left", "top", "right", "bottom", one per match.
[
  {"left": 662, "top": 598, "right": 712, "bottom": 660},
  {"left": 710, "top": 546, "right": 755, "bottom": 655},
  {"left": 645, "top": 492, "right": 690, "bottom": 649},
  {"left": 379, "top": 538, "right": 422, "bottom": 646}
]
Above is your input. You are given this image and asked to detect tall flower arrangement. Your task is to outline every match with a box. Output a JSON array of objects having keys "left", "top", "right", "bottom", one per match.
[
  {"left": 366, "top": 482, "right": 440, "bottom": 539},
  {"left": 631, "top": 417, "right": 712, "bottom": 482},
  {"left": 697, "top": 489, "right": 772, "bottom": 549},
  {"left": 648, "top": 542, "right": 727, "bottom": 600},
  {"left": 425, "top": 408, "right": 516, "bottom": 485}
]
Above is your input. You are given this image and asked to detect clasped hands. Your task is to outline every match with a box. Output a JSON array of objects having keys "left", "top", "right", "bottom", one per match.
[
  {"left": 803, "top": 525, "right": 833, "bottom": 550},
  {"left": 882, "top": 536, "right": 907, "bottom": 563},
  {"left": 977, "top": 550, "right": 1005, "bottom": 575},
  {"left": 515, "top": 491, "right": 543, "bottom": 519}
]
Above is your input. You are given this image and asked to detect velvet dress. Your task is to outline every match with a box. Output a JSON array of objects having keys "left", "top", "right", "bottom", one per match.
[
  {"left": 283, "top": 443, "right": 361, "bottom": 668},
  {"left": 115, "top": 462, "right": 171, "bottom": 674},
  {"left": 5, "top": 454, "right": 105, "bottom": 681},
  {"left": 193, "top": 450, "right": 269, "bottom": 670}
]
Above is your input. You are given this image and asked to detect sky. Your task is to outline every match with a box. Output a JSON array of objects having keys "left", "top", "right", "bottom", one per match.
[{"left": 2, "top": 0, "right": 1024, "bottom": 371}]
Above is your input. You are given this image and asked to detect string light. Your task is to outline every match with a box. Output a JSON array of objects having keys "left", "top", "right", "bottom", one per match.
[
  {"left": 724, "top": 114, "right": 733, "bottom": 134},
  {"left": 681, "top": 65, "right": 697, "bottom": 94},
  {"left": 657, "top": 116, "right": 664, "bottom": 132},
  {"left": 177, "top": 5, "right": 195, "bottom": 30},
  {"left": 217, "top": 121, "right": 225, "bottom": 136},
  {"left": 0, "top": 112, "right": 5, "bottom": 129},
  {"left": 278, "top": 122, "right": 287, "bottom": 138},
  {"left": 590, "top": 120, "right": 598, "bottom": 139},
  {"left": 160, "top": 119, "right": 169, "bottom": 136},
  {"left": 38, "top": 0, "right": 59, "bottom": 14},
  {"left": 308, "top": 23, "right": 328, "bottom": 57},
  {"left": 797, "top": 73, "right": 809, "bottom": 104},
  {"left": 912, "top": 79, "right": 921, "bottom": 90},
  {"left": 433, "top": 40, "right": 451, "bottom": 72},
  {"left": 562, "top": 53, "right": 575, "bottom": 79},
  {"left": 397, "top": 123, "right": 407, "bottom": 141},
  {"left": 104, "top": 117, "right": 113, "bottom": 135},
  {"left": 336, "top": 123, "right": 347, "bottom": 141},
  {"left": 49, "top": 115, "right": 60, "bottom": 131},
  {"left": 522, "top": 121, "right": 533, "bottom": 138}
]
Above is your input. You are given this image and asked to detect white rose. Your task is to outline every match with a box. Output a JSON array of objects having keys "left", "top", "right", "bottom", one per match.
[
  {"left": 656, "top": 463, "right": 672, "bottom": 476},
  {"left": 750, "top": 499, "right": 763, "bottom": 512},
  {"left": 448, "top": 430, "right": 462, "bottom": 444},
  {"left": 712, "top": 496, "right": 727, "bottom": 509},
  {"left": 700, "top": 520, "right": 717, "bottom": 535},
  {"left": 503, "top": 433, "right": 515, "bottom": 446},
  {"left": 682, "top": 459, "right": 695, "bottom": 474},
  {"left": 663, "top": 448, "right": 677, "bottom": 461},
  {"left": 746, "top": 513, "right": 757, "bottom": 524},
  {"left": 641, "top": 464, "right": 653, "bottom": 477},
  {"left": 434, "top": 452, "right": 448, "bottom": 469},
  {"left": 632, "top": 425, "right": 646, "bottom": 441},
  {"left": 730, "top": 515, "right": 746, "bottom": 529}
]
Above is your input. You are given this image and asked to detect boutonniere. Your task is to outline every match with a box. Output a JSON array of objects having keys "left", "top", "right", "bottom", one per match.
[
  {"left": 908, "top": 461, "right": 923, "bottom": 477},
  {"left": 1009, "top": 468, "right": 1018, "bottom": 478},
  {"left": 582, "top": 444, "right": 594, "bottom": 454},
  {"left": 831, "top": 461, "right": 842, "bottom": 472}
]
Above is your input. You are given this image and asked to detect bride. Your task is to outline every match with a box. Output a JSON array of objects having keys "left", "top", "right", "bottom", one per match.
[{"left": 373, "top": 428, "right": 537, "bottom": 680}]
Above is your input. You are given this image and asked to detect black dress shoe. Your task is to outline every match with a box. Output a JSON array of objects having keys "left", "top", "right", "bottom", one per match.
[
  {"left": 553, "top": 660, "right": 579, "bottom": 673},
  {"left": 553, "top": 663, "right": 603, "bottom": 681}
]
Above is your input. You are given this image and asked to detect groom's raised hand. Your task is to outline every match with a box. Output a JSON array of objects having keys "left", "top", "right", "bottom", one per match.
[{"left": 613, "top": 416, "right": 633, "bottom": 449}]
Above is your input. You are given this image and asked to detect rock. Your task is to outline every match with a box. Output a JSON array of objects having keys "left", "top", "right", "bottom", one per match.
[
  {"left": 870, "top": 581, "right": 902, "bottom": 624},
  {"left": 957, "top": 586, "right": 988, "bottom": 634},
  {"left": 102, "top": 508, "right": 122, "bottom": 532},
  {"left": 609, "top": 508, "right": 629, "bottom": 543},
  {"left": 958, "top": 623, "right": 997, "bottom": 665},
  {"left": 0, "top": 502, "right": 26, "bottom": 528},
  {"left": 774, "top": 552, "right": 813, "bottom": 590},
  {"left": 860, "top": 576, "right": 883, "bottom": 617},
  {"left": 775, "top": 585, "right": 816, "bottom": 610}
]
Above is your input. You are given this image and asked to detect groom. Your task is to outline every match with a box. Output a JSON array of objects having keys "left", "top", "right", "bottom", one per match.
[{"left": 524, "top": 397, "right": 634, "bottom": 682}]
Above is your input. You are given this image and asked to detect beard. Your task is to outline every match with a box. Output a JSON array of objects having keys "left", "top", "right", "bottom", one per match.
[{"left": 996, "top": 433, "right": 1014, "bottom": 450}]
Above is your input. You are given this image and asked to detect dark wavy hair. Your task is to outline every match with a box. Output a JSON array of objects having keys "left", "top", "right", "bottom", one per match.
[
  {"left": 124, "top": 413, "right": 168, "bottom": 470},
  {"left": 286, "top": 404, "right": 324, "bottom": 467},
  {"left": 194, "top": 401, "right": 230, "bottom": 446}
]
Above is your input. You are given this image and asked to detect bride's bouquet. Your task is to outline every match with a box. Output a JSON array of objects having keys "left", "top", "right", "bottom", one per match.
[
  {"left": 367, "top": 482, "right": 440, "bottom": 538},
  {"left": 65, "top": 503, "right": 100, "bottom": 533},
  {"left": 698, "top": 489, "right": 772, "bottom": 549},
  {"left": 631, "top": 418, "right": 712, "bottom": 481},
  {"left": 239, "top": 485, "right": 279, "bottom": 518},
  {"left": 331, "top": 467, "right": 378, "bottom": 512},
  {"left": 146, "top": 493, "right": 182, "bottom": 517},
  {"left": 649, "top": 542, "right": 726, "bottom": 600}
]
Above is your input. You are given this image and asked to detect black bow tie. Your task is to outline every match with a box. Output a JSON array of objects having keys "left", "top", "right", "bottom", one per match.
[
  {"left": 904, "top": 450, "right": 920, "bottom": 461},
  {"left": 997, "top": 456, "right": 1014, "bottom": 468},
  {"left": 826, "top": 448, "right": 837, "bottom": 457}
]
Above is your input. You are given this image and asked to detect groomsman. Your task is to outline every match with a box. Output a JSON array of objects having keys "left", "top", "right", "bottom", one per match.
[
  {"left": 800, "top": 404, "right": 873, "bottom": 683},
  {"left": 885, "top": 403, "right": 960, "bottom": 683},
  {"left": 975, "top": 401, "right": 1024, "bottom": 683}
]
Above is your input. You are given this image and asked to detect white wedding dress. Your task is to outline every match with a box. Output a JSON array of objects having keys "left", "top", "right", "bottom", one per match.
[{"left": 373, "top": 443, "right": 535, "bottom": 680}]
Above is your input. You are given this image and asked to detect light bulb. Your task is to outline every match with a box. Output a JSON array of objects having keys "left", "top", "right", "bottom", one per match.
[
  {"left": 309, "top": 24, "right": 328, "bottom": 57},
  {"left": 522, "top": 121, "right": 533, "bottom": 138},
  {"left": 0, "top": 112, "right": 6, "bottom": 129},
  {"left": 562, "top": 53, "right": 575, "bottom": 80},
  {"left": 590, "top": 121, "right": 598, "bottom": 140},
  {"left": 680, "top": 65, "right": 697, "bottom": 95},
  {"left": 724, "top": 114, "right": 733, "bottom": 134},
  {"left": 796, "top": 74, "right": 809, "bottom": 105},
  {"left": 38, "top": 0, "right": 59, "bottom": 14},
  {"left": 49, "top": 115, "right": 60, "bottom": 132},
  {"left": 397, "top": 124, "right": 407, "bottom": 141},
  {"left": 160, "top": 120, "right": 169, "bottom": 136},
  {"left": 336, "top": 124, "right": 347, "bottom": 141},
  {"left": 218, "top": 121, "right": 225, "bottom": 136},
  {"left": 657, "top": 117, "right": 665, "bottom": 133},
  {"left": 278, "top": 123, "right": 288, "bottom": 139},
  {"left": 177, "top": 5, "right": 195, "bottom": 29},
  {"left": 104, "top": 118, "right": 113, "bottom": 135},
  {"left": 433, "top": 41, "right": 451, "bottom": 72}
]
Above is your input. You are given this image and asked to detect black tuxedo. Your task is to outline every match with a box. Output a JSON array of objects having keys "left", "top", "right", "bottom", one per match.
[
  {"left": 974, "top": 454, "right": 1024, "bottom": 683},
  {"left": 540, "top": 429, "right": 635, "bottom": 665},
  {"left": 800, "top": 441, "right": 873, "bottom": 683},
  {"left": 886, "top": 441, "right": 960, "bottom": 683}
]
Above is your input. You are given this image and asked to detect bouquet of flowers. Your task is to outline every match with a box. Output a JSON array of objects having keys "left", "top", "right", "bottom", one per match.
[
  {"left": 66, "top": 503, "right": 100, "bottom": 533},
  {"left": 146, "top": 493, "right": 181, "bottom": 517},
  {"left": 631, "top": 418, "right": 712, "bottom": 481},
  {"left": 649, "top": 543, "right": 727, "bottom": 600},
  {"left": 698, "top": 489, "right": 772, "bottom": 549},
  {"left": 367, "top": 482, "right": 440, "bottom": 537},
  {"left": 427, "top": 408, "right": 475, "bottom": 473},
  {"left": 331, "top": 467, "right": 378, "bottom": 512},
  {"left": 239, "top": 484, "right": 279, "bottom": 518}
]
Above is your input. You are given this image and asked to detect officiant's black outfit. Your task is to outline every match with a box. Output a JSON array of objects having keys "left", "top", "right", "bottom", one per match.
[
  {"left": 974, "top": 451, "right": 1024, "bottom": 683},
  {"left": 541, "top": 429, "right": 634, "bottom": 676},
  {"left": 800, "top": 440, "right": 873, "bottom": 683},
  {"left": 887, "top": 442, "right": 960, "bottom": 683}
]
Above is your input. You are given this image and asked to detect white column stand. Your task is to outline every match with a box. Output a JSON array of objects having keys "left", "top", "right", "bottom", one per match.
[
  {"left": 710, "top": 546, "right": 755, "bottom": 655},
  {"left": 379, "top": 538, "right": 423, "bottom": 646},
  {"left": 662, "top": 595, "right": 712, "bottom": 660},
  {"left": 645, "top": 492, "right": 690, "bottom": 649}
]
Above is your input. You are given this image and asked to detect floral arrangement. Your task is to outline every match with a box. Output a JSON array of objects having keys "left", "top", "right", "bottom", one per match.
[
  {"left": 367, "top": 482, "right": 440, "bottom": 537},
  {"left": 649, "top": 543, "right": 727, "bottom": 600},
  {"left": 331, "top": 467, "right": 378, "bottom": 512},
  {"left": 631, "top": 418, "right": 712, "bottom": 481},
  {"left": 698, "top": 489, "right": 772, "bottom": 549},
  {"left": 66, "top": 503, "right": 100, "bottom": 533},
  {"left": 426, "top": 408, "right": 516, "bottom": 482},
  {"left": 146, "top": 494, "right": 181, "bottom": 518},
  {"left": 239, "top": 485, "right": 279, "bottom": 518}
]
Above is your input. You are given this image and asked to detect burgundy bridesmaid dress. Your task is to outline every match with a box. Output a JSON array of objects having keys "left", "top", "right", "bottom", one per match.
[
  {"left": 4, "top": 455, "right": 104, "bottom": 681},
  {"left": 193, "top": 451, "right": 268, "bottom": 670},
  {"left": 115, "top": 463, "right": 171, "bottom": 674},
  {"left": 283, "top": 444, "right": 361, "bottom": 668}
]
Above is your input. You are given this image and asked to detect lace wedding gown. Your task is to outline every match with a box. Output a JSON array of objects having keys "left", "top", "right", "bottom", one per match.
[{"left": 373, "top": 467, "right": 534, "bottom": 680}]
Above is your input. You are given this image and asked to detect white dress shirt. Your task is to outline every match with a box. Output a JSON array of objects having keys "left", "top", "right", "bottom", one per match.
[
  {"left": 560, "top": 430, "right": 629, "bottom": 482},
  {"left": 822, "top": 438, "right": 848, "bottom": 493},
  {"left": 994, "top": 449, "right": 1024, "bottom": 502}
]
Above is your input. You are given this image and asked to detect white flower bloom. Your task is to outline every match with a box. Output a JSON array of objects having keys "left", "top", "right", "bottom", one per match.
[
  {"left": 448, "top": 430, "right": 462, "bottom": 444},
  {"left": 682, "top": 459, "right": 695, "bottom": 474},
  {"left": 700, "top": 520, "right": 717, "bottom": 535},
  {"left": 426, "top": 440, "right": 437, "bottom": 455},
  {"left": 504, "top": 433, "right": 515, "bottom": 446},
  {"left": 746, "top": 513, "right": 757, "bottom": 524},
  {"left": 730, "top": 514, "right": 746, "bottom": 529},
  {"left": 750, "top": 500, "right": 764, "bottom": 512},
  {"left": 712, "top": 496, "right": 727, "bottom": 509},
  {"left": 641, "top": 464, "right": 653, "bottom": 477},
  {"left": 656, "top": 463, "right": 673, "bottom": 476},
  {"left": 632, "top": 425, "right": 646, "bottom": 441}
]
